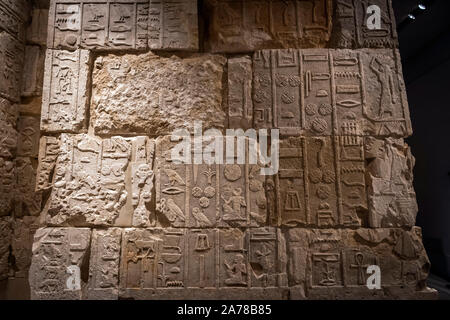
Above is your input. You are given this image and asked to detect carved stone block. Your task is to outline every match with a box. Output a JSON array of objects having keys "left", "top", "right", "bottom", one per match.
[
  {"left": 286, "top": 228, "right": 431, "bottom": 299},
  {"left": 11, "top": 216, "right": 39, "bottom": 278},
  {"left": 41, "top": 49, "right": 91, "bottom": 133},
  {"left": 250, "top": 49, "right": 411, "bottom": 137},
  {"left": 365, "top": 137, "right": 418, "bottom": 228},
  {"left": 27, "top": 9, "right": 49, "bottom": 46},
  {"left": 155, "top": 136, "right": 267, "bottom": 228},
  {"left": 0, "top": 217, "right": 12, "bottom": 280},
  {"left": 0, "top": 32, "right": 24, "bottom": 103},
  {"left": 0, "top": 158, "right": 15, "bottom": 216},
  {"left": 17, "top": 116, "right": 40, "bottom": 157},
  {"left": 119, "top": 227, "right": 287, "bottom": 299},
  {"left": 44, "top": 134, "right": 154, "bottom": 227},
  {"left": 332, "top": 0, "right": 398, "bottom": 49},
  {"left": 0, "top": 1, "right": 26, "bottom": 42},
  {"left": 47, "top": 0, "right": 150, "bottom": 50},
  {"left": 14, "top": 157, "right": 42, "bottom": 217},
  {"left": 21, "top": 46, "right": 45, "bottom": 97},
  {"left": 148, "top": 0, "right": 199, "bottom": 51},
  {"left": 228, "top": 56, "right": 253, "bottom": 129},
  {"left": 36, "top": 136, "right": 60, "bottom": 191},
  {"left": 91, "top": 52, "right": 226, "bottom": 135},
  {"left": 29, "top": 228, "right": 91, "bottom": 300},
  {"left": 204, "top": 0, "right": 333, "bottom": 53},
  {"left": 0, "top": 98, "right": 18, "bottom": 159},
  {"left": 87, "top": 228, "right": 122, "bottom": 300},
  {"left": 0, "top": 0, "right": 29, "bottom": 21}
]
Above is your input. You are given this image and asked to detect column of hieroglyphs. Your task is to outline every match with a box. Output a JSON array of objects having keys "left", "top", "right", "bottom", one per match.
[{"left": 23, "top": 0, "right": 437, "bottom": 299}]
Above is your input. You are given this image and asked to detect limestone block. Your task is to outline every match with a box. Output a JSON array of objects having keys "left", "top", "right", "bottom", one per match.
[
  {"left": 154, "top": 136, "right": 267, "bottom": 228},
  {"left": 332, "top": 0, "right": 398, "bottom": 49},
  {"left": 47, "top": 0, "right": 150, "bottom": 51},
  {"left": 36, "top": 136, "right": 60, "bottom": 191},
  {"left": 286, "top": 228, "right": 431, "bottom": 299},
  {"left": 41, "top": 49, "right": 91, "bottom": 133},
  {"left": 148, "top": 0, "right": 199, "bottom": 51},
  {"left": 0, "top": 217, "right": 12, "bottom": 280},
  {"left": 204, "top": 0, "right": 333, "bottom": 53},
  {"left": 0, "top": 158, "right": 15, "bottom": 216},
  {"left": 14, "top": 157, "right": 42, "bottom": 217},
  {"left": 21, "top": 46, "right": 45, "bottom": 98},
  {"left": 0, "top": 0, "right": 29, "bottom": 21},
  {"left": 365, "top": 137, "right": 418, "bottom": 228},
  {"left": 228, "top": 56, "right": 253, "bottom": 129},
  {"left": 248, "top": 49, "right": 411, "bottom": 137},
  {"left": 91, "top": 52, "right": 226, "bottom": 136},
  {"left": 0, "top": 1, "right": 26, "bottom": 42},
  {"left": 27, "top": 9, "right": 49, "bottom": 46},
  {"left": 44, "top": 134, "right": 154, "bottom": 227},
  {"left": 0, "top": 98, "right": 18, "bottom": 159},
  {"left": 11, "top": 216, "right": 39, "bottom": 278},
  {"left": 19, "top": 96, "right": 43, "bottom": 116},
  {"left": 29, "top": 228, "right": 91, "bottom": 300},
  {"left": 119, "top": 227, "right": 287, "bottom": 299},
  {"left": 17, "top": 116, "right": 40, "bottom": 158},
  {"left": 87, "top": 228, "right": 122, "bottom": 300},
  {"left": 0, "top": 32, "right": 24, "bottom": 103}
]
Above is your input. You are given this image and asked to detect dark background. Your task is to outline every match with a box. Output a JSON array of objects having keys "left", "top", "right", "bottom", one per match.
[{"left": 392, "top": 0, "right": 450, "bottom": 280}]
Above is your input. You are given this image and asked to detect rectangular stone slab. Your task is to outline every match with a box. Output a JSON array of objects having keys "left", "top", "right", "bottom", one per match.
[
  {"left": 44, "top": 134, "right": 154, "bottom": 227},
  {"left": 36, "top": 136, "right": 60, "bottom": 192},
  {"left": 247, "top": 49, "right": 411, "bottom": 137},
  {"left": 0, "top": 32, "right": 24, "bottom": 103},
  {"left": 148, "top": 0, "right": 199, "bottom": 51},
  {"left": 0, "top": 159, "right": 15, "bottom": 216},
  {"left": 0, "top": 1, "right": 26, "bottom": 42},
  {"left": 204, "top": 0, "right": 333, "bottom": 53},
  {"left": 14, "top": 157, "right": 43, "bottom": 217},
  {"left": 0, "top": 217, "right": 12, "bottom": 280},
  {"left": 41, "top": 49, "right": 91, "bottom": 133},
  {"left": 91, "top": 52, "right": 226, "bottom": 136},
  {"left": 11, "top": 216, "right": 39, "bottom": 278},
  {"left": 29, "top": 228, "right": 91, "bottom": 300},
  {"left": 0, "top": 98, "right": 18, "bottom": 159},
  {"left": 47, "top": 0, "right": 150, "bottom": 51},
  {"left": 21, "top": 46, "right": 45, "bottom": 98},
  {"left": 17, "top": 116, "right": 40, "bottom": 158}
]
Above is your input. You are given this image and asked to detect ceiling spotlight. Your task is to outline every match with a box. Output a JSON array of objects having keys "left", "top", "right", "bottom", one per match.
[
  {"left": 418, "top": 4, "right": 426, "bottom": 10},
  {"left": 408, "top": 14, "right": 416, "bottom": 20}
]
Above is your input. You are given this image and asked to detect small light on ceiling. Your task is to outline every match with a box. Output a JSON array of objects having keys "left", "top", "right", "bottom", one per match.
[
  {"left": 408, "top": 14, "right": 416, "bottom": 20},
  {"left": 418, "top": 4, "right": 426, "bottom": 10}
]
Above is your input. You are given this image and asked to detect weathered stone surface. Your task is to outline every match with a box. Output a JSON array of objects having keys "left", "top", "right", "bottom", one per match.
[
  {"left": 21, "top": 46, "right": 45, "bottom": 97},
  {"left": 17, "top": 116, "right": 40, "bottom": 158},
  {"left": 286, "top": 227, "right": 432, "bottom": 299},
  {"left": 47, "top": 0, "right": 149, "bottom": 50},
  {"left": 44, "top": 134, "right": 154, "bottom": 227},
  {"left": 204, "top": 0, "right": 333, "bottom": 53},
  {"left": 29, "top": 228, "right": 91, "bottom": 300},
  {"left": 11, "top": 216, "right": 39, "bottom": 278},
  {"left": 0, "top": 32, "right": 24, "bottom": 103},
  {"left": 0, "top": 0, "right": 29, "bottom": 21},
  {"left": 41, "top": 49, "right": 91, "bottom": 133},
  {"left": 87, "top": 228, "right": 122, "bottom": 300},
  {"left": 365, "top": 137, "right": 417, "bottom": 228},
  {"left": 249, "top": 49, "right": 411, "bottom": 137},
  {"left": 0, "top": 217, "right": 12, "bottom": 280},
  {"left": 332, "top": 0, "right": 398, "bottom": 49},
  {"left": 228, "top": 56, "right": 253, "bottom": 129},
  {"left": 14, "top": 157, "right": 42, "bottom": 217},
  {"left": 19, "top": 96, "right": 43, "bottom": 116},
  {"left": 27, "top": 8, "right": 49, "bottom": 46},
  {"left": 119, "top": 227, "right": 287, "bottom": 299},
  {"left": 0, "top": 158, "right": 15, "bottom": 216},
  {"left": 154, "top": 136, "right": 267, "bottom": 228},
  {"left": 148, "top": 0, "right": 199, "bottom": 51},
  {"left": 36, "top": 136, "right": 60, "bottom": 192},
  {"left": 0, "top": 1, "right": 26, "bottom": 42},
  {"left": 0, "top": 98, "right": 18, "bottom": 159},
  {"left": 91, "top": 52, "right": 226, "bottom": 135}
]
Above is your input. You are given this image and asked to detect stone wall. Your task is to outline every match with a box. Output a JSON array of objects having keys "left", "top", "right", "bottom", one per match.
[{"left": 0, "top": 0, "right": 438, "bottom": 299}]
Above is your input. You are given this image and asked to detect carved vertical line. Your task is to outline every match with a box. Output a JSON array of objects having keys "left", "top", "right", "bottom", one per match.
[
  {"left": 299, "top": 49, "right": 305, "bottom": 130},
  {"left": 271, "top": 50, "right": 277, "bottom": 128},
  {"left": 302, "top": 137, "right": 310, "bottom": 225}
]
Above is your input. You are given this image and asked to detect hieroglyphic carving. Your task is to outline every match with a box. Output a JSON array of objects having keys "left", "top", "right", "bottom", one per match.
[
  {"left": 87, "top": 228, "right": 122, "bottom": 299},
  {"left": 29, "top": 228, "right": 91, "bottom": 300},
  {"left": 17, "top": 116, "right": 40, "bottom": 158},
  {"left": 11, "top": 216, "right": 39, "bottom": 278},
  {"left": 45, "top": 134, "right": 154, "bottom": 226},
  {"left": 274, "top": 136, "right": 367, "bottom": 227},
  {"left": 365, "top": 137, "right": 418, "bottom": 228},
  {"left": 14, "top": 157, "right": 43, "bottom": 217},
  {"left": 47, "top": 0, "right": 149, "bottom": 50},
  {"left": 205, "top": 0, "right": 333, "bottom": 53},
  {"left": 0, "top": 1, "right": 26, "bottom": 42},
  {"left": 21, "top": 46, "right": 45, "bottom": 97},
  {"left": 0, "top": 32, "right": 24, "bottom": 103},
  {"left": 0, "top": 98, "right": 18, "bottom": 159},
  {"left": 0, "top": 158, "right": 15, "bottom": 216},
  {"left": 0, "top": 217, "right": 12, "bottom": 280},
  {"left": 155, "top": 136, "right": 267, "bottom": 228},
  {"left": 228, "top": 56, "right": 253, "bottom": 129},
  {"left": 332, "top": 0, "right": 398, "bottom": 48},
  {"left": 41, "top": 49, "right": 91, "bottom": 133},
  {"left": 148, "top": 0, "right": 198, "bottom": 51},
  {"left": 36, "top": 136, "right": 60, "bottom": 191},
  {"left": 252, "top": 49, "right": 411, "bottom": 137},
  {"left": 286, "top": 228, "right": 430, "bottom": 299}
]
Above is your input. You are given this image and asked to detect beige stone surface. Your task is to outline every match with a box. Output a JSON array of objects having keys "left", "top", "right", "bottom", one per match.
[
  {"left": 91, "top": 52, "right": 226, "bottom": 136},
  {"left": 17, "top": 116, "right": 40, "bottom": 158},
  {"left": 44, "top": 134, "right": 154, "bottom": 227},
  {"left": 14, "top": 157, "right": 42, "bottom": 217},
  {"left": 41, "top": 49, "right": 91, "bottom": 133},
  {"left": 29, "top": 227, "right": 91, "bottom": 300},
  {"left": 228, "top": 56, "right": 253, "bottom": 129},
  {"left": 204, "top": 0, "right": 333, "bottom": 53},
  {"left": 47, "top": 0, "right": 150, "bottom": 50},
  {"left": 21, "top": 46, "right": 45, "bottom": 98},
  {"left": 11, "top": 216, "right": 39, "bottom": 278},
  {"left": 36, "top": 136, "right": 60, "bottom": 192},
  {"left": 0, "top": 217, "right": 12, "bottom": 280}
]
